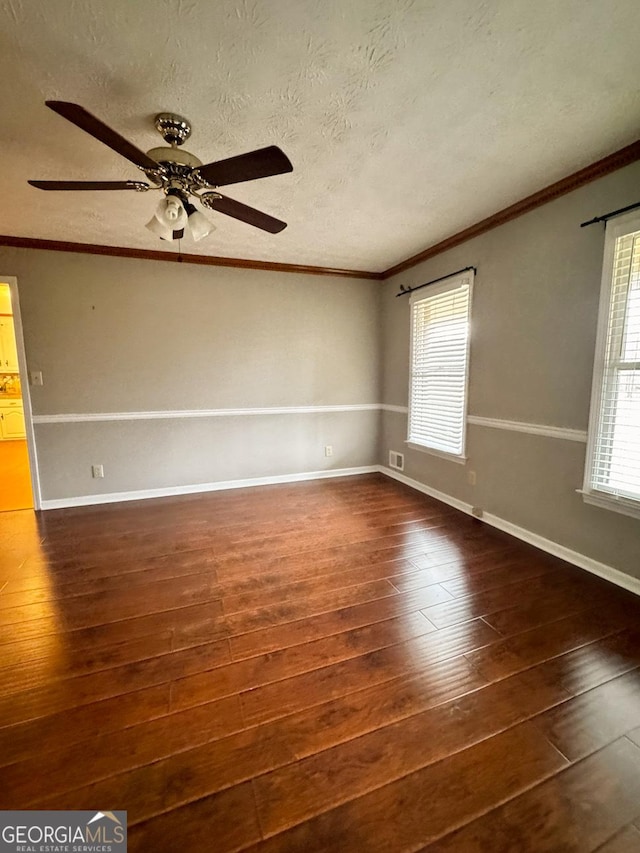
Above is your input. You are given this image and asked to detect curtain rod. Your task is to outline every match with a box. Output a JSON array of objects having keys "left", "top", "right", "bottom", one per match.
[
  {"left": 580, "top": 199, "right": 640, "bottom": 228},
  {"left": 396, "top": 266, "right": 476, "bottom": 297}
]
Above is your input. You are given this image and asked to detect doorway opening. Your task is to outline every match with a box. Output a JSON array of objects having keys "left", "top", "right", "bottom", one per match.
[{"left": 0, "top": 279, "right": 39, "bottom": 512}]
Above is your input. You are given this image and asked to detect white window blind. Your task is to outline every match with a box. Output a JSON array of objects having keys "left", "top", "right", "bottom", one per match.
[
  {"left": 408, "top": 271, "right": 473, "bottom": 459},
  {"left": 584, "top": 212, "right": 640, "bottom": 515}
]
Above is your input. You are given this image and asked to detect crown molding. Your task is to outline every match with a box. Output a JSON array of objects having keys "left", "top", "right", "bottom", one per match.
[
  {"left": 0, "top": 234, "right": 383, "bottom": 281},
  {"left": 381, "top": 137, "right": 640, "bottom": 279}
]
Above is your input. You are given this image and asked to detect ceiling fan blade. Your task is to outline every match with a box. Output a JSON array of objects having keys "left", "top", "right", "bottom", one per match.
[
  {"left": 46, "top": 101, "right": 160, "bottom": 172},
  {"left": 28, "top": 180, "right": 150, "bottom": 191},
  {"left": 196, "top": 146, "right": 292, "bottom": 187},
  {"left": 202, "top": 193, "right": 287, "bottom": 233}
]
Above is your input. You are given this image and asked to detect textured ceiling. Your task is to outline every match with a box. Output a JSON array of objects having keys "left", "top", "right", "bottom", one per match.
[{"left": 1, "top": 0, "right": 639, "bottom": 271}]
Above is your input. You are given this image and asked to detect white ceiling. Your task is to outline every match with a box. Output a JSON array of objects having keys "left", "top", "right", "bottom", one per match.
[{"left": 1, "top": 0, "right": 639, "bottom": 272}]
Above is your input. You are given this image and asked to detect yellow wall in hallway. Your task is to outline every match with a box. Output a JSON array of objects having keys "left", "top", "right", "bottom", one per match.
[{"left": 0, "top": 283, "right": 12, "bottom": 314}]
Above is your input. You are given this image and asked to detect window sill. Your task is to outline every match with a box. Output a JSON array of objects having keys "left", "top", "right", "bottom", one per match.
[
  {"left": 578, "top": 489, "right": 640, "bottom": 521},
  {"left": 406, "top": 441, "right": 467, "bottom": 465}
]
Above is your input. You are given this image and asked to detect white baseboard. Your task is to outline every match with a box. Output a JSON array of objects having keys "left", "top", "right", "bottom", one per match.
[
  {"left": 378, "top": 466, "right": 640, "bottom": 598},
  {"left": 40, "top": 465, "right": 380, "bottom": 509},
  {"left": 379, "top": 466, "right": 474, "bottom": 516},
  {"left": 481, "top": 511, "right": 640, "bottom": 597}
]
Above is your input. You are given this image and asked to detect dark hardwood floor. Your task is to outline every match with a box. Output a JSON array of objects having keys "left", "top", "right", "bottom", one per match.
[{"left": 1, "top": 473, "right": 640, "bottom": 851}]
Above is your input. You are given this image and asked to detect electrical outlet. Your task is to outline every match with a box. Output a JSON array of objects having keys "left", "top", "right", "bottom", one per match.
[
  {"left": 468, "top": 470, "right": 476, "bottom": 486},
  {"left": 92, "top": 464, "right": 104, "bottom": 479},
  {"left": 324, "top": 445, "right": 333, "bottom": 457}
]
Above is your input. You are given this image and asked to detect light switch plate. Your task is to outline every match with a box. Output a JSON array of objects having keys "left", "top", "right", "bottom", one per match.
[{"left": 30, "top": 371, "right": 43, "bottom": 386}]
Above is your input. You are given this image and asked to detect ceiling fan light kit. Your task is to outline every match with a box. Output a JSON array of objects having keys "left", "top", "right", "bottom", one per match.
[
  {"left": 29, "top": 102, "right": 293, "bottom": 242},
  {"left": 145, "top": 193, "right": 217, "bottom": 243}
]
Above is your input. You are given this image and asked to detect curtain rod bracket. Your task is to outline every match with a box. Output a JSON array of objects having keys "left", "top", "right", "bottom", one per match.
[{"left": 396, "top": 266, "right": 476, "bottom": 298}]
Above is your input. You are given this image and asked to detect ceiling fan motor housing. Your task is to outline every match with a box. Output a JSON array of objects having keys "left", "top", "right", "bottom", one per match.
[{"left": 145, "top": 146, "right": 203, "bottom": 169}]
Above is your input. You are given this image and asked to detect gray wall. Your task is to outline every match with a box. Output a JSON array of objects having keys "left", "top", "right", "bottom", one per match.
[
  {"left": 3, "top": 158, "right": 639, "bottom": 582},
  {"left": 381, "top": 160, "right": 640, "bottom": 580},
  {"left": 0, "top": 248, "right": 380, "bottom": 501}
]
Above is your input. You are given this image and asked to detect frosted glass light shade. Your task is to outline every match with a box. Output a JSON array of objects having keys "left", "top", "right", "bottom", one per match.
[
  {"left": 145, "top": 214, "right": 174, "bottom": 240},
  {"left": 146, "top": 196, "right": 188, "bottom": 240},
  {"left": 188, "top": 209, "right": 215, "bottom": 241}
]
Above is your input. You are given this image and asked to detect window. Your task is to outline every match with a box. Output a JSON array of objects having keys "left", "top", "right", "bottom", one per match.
[
  {"left": 407, "top": 270, "right": 473, "bottom": 461},
  {"left": 583, "top": 211, "right": 640, "bottom": 519}
]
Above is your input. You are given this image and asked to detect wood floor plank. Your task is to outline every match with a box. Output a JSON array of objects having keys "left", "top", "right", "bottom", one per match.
[
  {"left": 406, "top": 540, "right": 520, "bottom": 572},
  {"left": 421, "top": 571, "right": 589, "bottom": 630},
  {"left": 221, "top": 578, "right": 400, "bottom": 635},
  {"left": 247, "top": 722, "right": 567, "bottom": 851},
  {"left": 0, "top": 598, "right": 225, "bottom": 647},
  {"left": 482, "top": 577, "right": 629, "bottom": 637},
  {"left": 533, "top": 669, "right": 640, "bottom": 761},
  {"left": 0, "top": 637, "right": 230, "bottom": 726},
  {"left": 208, "top": 527, "right": 446, "bottom": 575},
  {"left": 38, "top": 499, "right": 436, "bottom": 545},
  {"left": 427, "top": 738, "right": 640, "bottom": 853},
  {"left": 240, "top": 619, "right": 499, "bottom": 726},
  {"left": 465, "top": 605, "right": 636, "bottom": 682},
  {"left": 1, "top": 695, "right": 242, "bottom": 807},
  {"left": 251, "top": 667, "right": 569, "bottom": 836},
  {"left": 1, "top": 549, "right": 220, "bottom": 594},
  {"left": 170, "top": 610, "right": 437, "bottom": 712},
  {"left": 0, "top": 572, "right": 223, "bottom": 628},
  {"left": 595, "top": 824, "right": 640, "bottom": 853},
  {"left": 0, "top": 684, "right": 171, "bottom": 768},
  {"left": 439, "top": 558, "right": 557, "bottom": 598},
  {"left": 34, "top": 509, "right": 450, "bottom": 572},
  {"left": 535, "top": 628, "right": 640, "bottom": 695},
  {"left": 0, "top": 631, "right": 175, "bottom": 694},
  {"left": 216, "top": 554, "right": 417, "bottom": 605},
  {"left": 387, "top": 548, "right": 526, "bottom": 592},
  {"left": 229, "top": 582, "right": 485, "bottom": 660},
  {"left": 127, "top": 782, "right": 261, "bottom": 853},
  {"left": 32, "top": 654, "right": 485, "bottom": 820},
  {"left": 220, "top": 560, "right": 450, "bottom": 616},
  {"left": 0, "top": 552, "right": 219, "bottom": 602}
]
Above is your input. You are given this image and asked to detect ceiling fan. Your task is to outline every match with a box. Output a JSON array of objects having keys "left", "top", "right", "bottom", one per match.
[{"left": 28, "top": 101, "right": 293, "bottom": 242}]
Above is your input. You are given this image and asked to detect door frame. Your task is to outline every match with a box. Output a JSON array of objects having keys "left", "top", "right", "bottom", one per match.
[{"left": 2, "top": 275, "right": 42, "bottom": 510}]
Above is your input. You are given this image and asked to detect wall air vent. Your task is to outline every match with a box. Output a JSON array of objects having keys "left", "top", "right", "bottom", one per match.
[{"left": 389, "top": 450, "right": 404, "bottom": 471}]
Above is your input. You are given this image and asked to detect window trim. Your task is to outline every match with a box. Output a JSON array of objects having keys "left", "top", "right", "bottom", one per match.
[
  {"left": 406, "top": 271, "right": 473, "bottom": 464},
  {"left": 405, "top": 441, "right": 468, "bottom": 464},
  {"left": 582, "top": 209, "right": 640, "bottom": 520}
]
